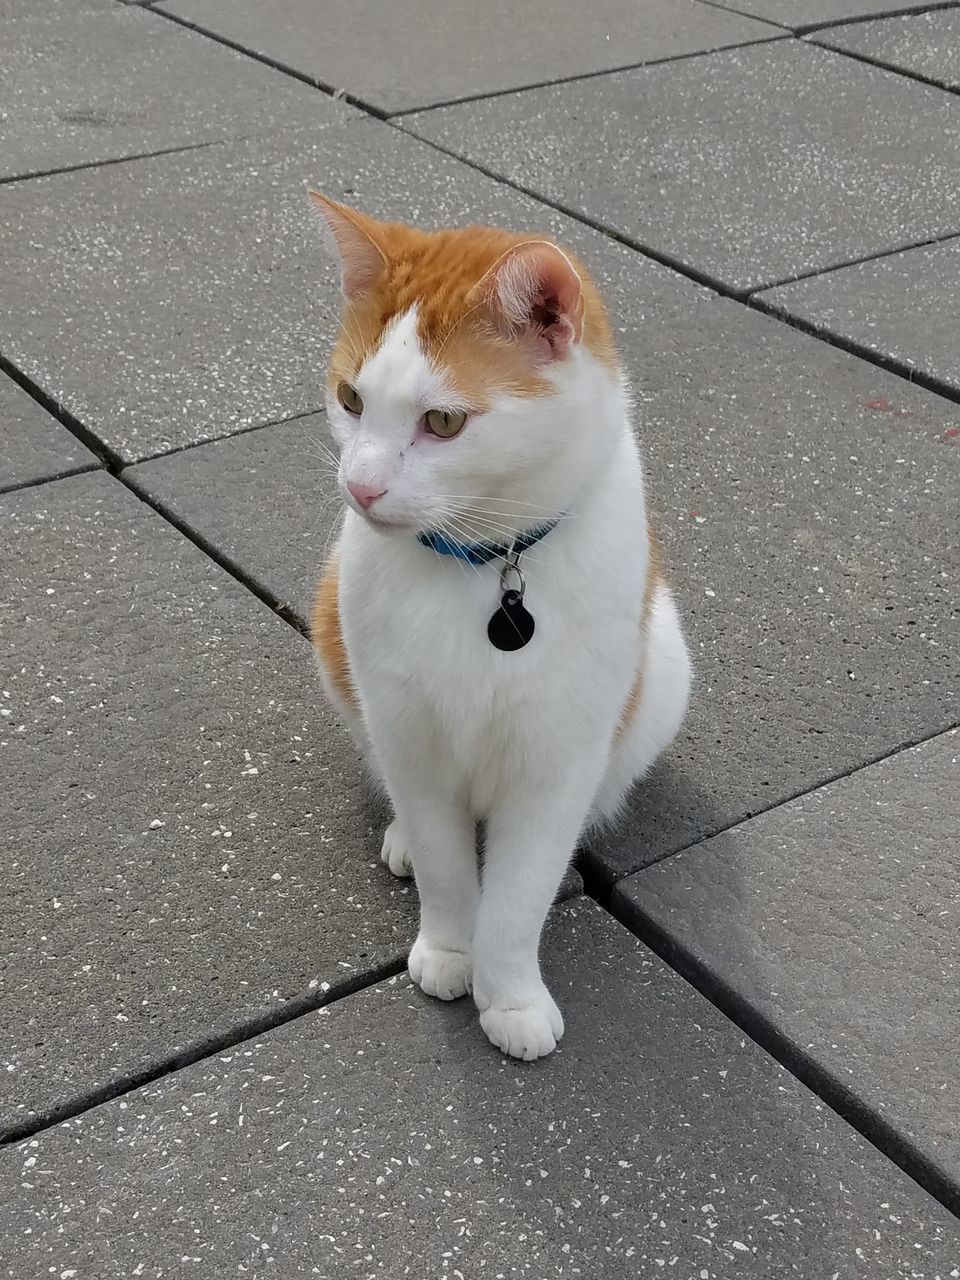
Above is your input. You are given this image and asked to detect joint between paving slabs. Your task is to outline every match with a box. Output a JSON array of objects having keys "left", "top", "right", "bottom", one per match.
[
  {"left": 0, "top": 138, "right": 227, "bottom": 190},
  {"left": 0, "top": 353, "right": 313, "bottom": 640},
  {"left": 602, "top": 888, "right": 960, "bottom": 1221},
  {"left": 383, "top": 35, "right": 788, "bottom": 119},
  {"left": 803, "top": 30, "right": 960, "bottom": 98},
  {"left": 119, "top": 469, "right": 312, "bottom": 639},
  {"left": 394, "top": 118, "right": 960, "bottom": 415},
  {"left": 748, "top": 293, "right": 960, "bottom": 409},
  {"left": 578, "top": 716, "right": 960, "bottom": 903},
  {"left": 697, "top": 0, "right": 960, "bottom": 35},
  {"left": 746, "top": 226, "right": 960, "bottom": 298},
  {"left": 1, "top": 956, "right": 408, "bottom": 1148},
  {"left": 144, "top": 5, "right": 391, "bottom": 119}
]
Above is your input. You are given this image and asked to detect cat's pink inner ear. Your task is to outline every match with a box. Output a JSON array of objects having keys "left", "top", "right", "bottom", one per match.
[
  {"left": 308, "top": 191, "right": 387, "bottom": 301},
  {"left": 487, "top": 241, "right": 584, "bottom": 361}
]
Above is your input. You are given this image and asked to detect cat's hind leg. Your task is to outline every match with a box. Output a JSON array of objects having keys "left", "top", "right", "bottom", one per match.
[{"left": 589, "top": 583, "right": 692, "bottom": 829}]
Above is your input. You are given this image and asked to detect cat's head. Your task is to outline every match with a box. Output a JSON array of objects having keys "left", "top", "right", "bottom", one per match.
[{"left": 310, "top": 193, "right": 625, "bottom": 541}]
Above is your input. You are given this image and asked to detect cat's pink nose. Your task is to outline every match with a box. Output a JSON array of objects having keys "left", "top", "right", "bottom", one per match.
[{"left": 347, "top": 482, "right": 387, "bottom": 510}]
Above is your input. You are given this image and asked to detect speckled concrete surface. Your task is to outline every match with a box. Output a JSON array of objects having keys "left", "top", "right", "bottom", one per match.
[
  {"left": 156, "top": 0, "right": 780, "bottom": 113},
  {"left": 125, "top": 415, "right": 340, "bottom": 625},
  {"left": 0, "top": 0, "right": 355, "bottom": 181},
  {"left": 0, "top": 375, "right": 98, "bottom": 494},
  {"left": 816, "top": 9, "right": 960, "bottom": 90},
  {"left": 758, "top": 235, "right": 960, "bottom": 395},
  {"left": 616, "top": 730, "right": 960, "bottom": 1198},
  {"left": 5, "top": 898, "right": 959, "bottom": 1278},
  {"left": 121, "top": 295, "right": 960, "bottom": 883},
  {"left": 4, "top": 0, "right": 960, "bottom": 1253},
  {"left": 0, "top": 119, "right": 707, "bottom": 463},
  {"left": 0, "top": 472, "right": 416, "bottom": 1138},
  {"left": 405, "top": 40, "right": 960, "bottom": 293},
  {"left": 707, "top": 0, "right": 938, "bottom": 26}
]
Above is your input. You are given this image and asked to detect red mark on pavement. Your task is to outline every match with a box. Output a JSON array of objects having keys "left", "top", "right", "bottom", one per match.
[
  {"left": 942, "top": 426, "right": 960, "bottom": 442},
  {"left": 865, "top": 398, "right": 892, "bottom": 411}
]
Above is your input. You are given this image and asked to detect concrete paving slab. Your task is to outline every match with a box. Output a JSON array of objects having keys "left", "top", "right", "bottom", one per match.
[
  {"left": 126, "top": 416, "right": 338, "bottom": 626},
  {"left": 405, "top": 40, "right": 960, "bottom": 293},
  {"left": 0, "top": 375, "right": 98, "bottom": 494},
  {"left": 816, "top": 9, "right": 960, "bottom": 89},
  {"left": 156, "top": 0, "right": 779, "bottom": 115},
  {"left": 615, "top": 729, "right": 960, "bottom": 1199},
  {"left": 120, "top": 299, "right": 960, "bottom": 885},
  {"left": 0, "top": 0, "right": 355, "bottom": 182},
  {"left": 0, "top": 471, "right": 417, "bottom": 1139},
  {"left": 758, "top": 236, "right": 960, "bottom": 398},
  {"left": 707, "top": 0, "right": 945, "bottom": 27},
  {"left": 5, "top": 898, "right": 959, "bottom": 1277},
  {"left": 0, "top": 119, "right": 705, "bottom": 464}
]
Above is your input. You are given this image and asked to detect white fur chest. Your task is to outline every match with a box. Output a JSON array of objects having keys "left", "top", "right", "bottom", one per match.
[{"left": 338, "top": 465, "right": 649, "bottom": 810}]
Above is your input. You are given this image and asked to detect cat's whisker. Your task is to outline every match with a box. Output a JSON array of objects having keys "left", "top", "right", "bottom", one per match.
[
  {"left": 441, "top": 493, "right": 572, "bottom": 515},
  {"left": 445, "top": 512, "right": 554, "bottom": 562},
  {"left": 304, "top": 434, "right": 342, "bottom": 469},
  {"left": 451, "top": 504, "right": 579, "bottom": 534},
  {"left": 443, "top": 512, "right": 551, "bottom": 573},
  {"left": 433, "top": 513, "right": 486, "bottom": 584}
]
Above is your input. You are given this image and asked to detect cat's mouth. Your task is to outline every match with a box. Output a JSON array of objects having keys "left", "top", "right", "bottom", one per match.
[{"left": 359, "top": 508, "right": 417, "bottom": 535}]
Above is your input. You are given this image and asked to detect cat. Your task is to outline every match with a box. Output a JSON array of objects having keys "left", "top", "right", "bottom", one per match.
[{"left": 308, "top": 193, "right": 691, "bottom": 1060}]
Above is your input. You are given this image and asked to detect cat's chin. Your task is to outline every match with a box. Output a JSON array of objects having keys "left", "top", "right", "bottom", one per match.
[{"left": 357, "top": 510, "right": 417, "bottom": 537}]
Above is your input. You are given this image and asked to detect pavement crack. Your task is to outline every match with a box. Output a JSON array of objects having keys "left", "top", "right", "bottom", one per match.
[
  {"left": 0, "top": 356, "right": 122, "bottom": 470},
  {"left": 145, "top": 6, "right": 390, "bottom": 119},
  {"left": 749, "top": 292, "right": 960, "bottom": 408},
  {"left": 599, "top": 887, "right": 960, "bottom": 1220},
  {"left": 385, "top": 34, "right": 786, "bottom": 118},
  {"left": 118, "top": 468, "right": 313, "bottom": 639},
  {"left": 581, "top": 719, "right": 960, "bottom": 894},
  {"left": 1, "top": 958, "right": 407, "bottom": 1147},
  {"left": 0, "top": 138, "right": 227, "bottom": 189},
  {"left": 805, "top": 27, "right": 960, "bottom": 96}
]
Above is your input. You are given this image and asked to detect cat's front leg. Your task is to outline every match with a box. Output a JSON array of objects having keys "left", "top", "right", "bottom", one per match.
[
  {"left": 386, "top": 778, "right": 479, "bottom": 1001},
  {"left": 473, "top": 767, "right": 603, "bottom": 1060}
]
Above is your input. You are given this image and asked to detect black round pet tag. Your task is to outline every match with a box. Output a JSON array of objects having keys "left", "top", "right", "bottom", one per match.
[{"left": 487, "top": 589, "right": 535, "bottom": 652}]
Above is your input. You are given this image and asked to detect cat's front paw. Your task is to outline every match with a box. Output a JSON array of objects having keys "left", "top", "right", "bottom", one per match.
[
  {"left": 380, "top": 819, "right": 414, "bottom": 879},
  {"left": 478, "top": 989, "right": 565, "bottom": 1061},
  {"left": 408, "top": 935, "right": 472, "bottom": 1001}
]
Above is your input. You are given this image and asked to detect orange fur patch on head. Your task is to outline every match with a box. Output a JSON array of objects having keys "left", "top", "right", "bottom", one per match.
[
  {"left": 310, "top": 552, "right": 359, "bottom": 715},
  {"left": 323, "top": 215, "right": 619, "bottom": 404}
]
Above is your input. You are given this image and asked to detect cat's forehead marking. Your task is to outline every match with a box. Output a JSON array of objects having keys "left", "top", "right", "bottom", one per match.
[{"left": 356, "top": 306, "right": 448, "bottom": 407}]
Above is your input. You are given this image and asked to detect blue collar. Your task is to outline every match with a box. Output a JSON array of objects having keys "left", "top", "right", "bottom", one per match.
[{"left": 418, "top": 520, "right": 559, "bottom": 567}]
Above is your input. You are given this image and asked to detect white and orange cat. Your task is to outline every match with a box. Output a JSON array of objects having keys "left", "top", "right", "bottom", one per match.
[{"left": 309, "top": 194, "right": 691, "bottom": 1060}]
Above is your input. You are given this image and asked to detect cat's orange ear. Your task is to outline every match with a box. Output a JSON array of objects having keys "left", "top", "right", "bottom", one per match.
[
  {"left": 308, "top": 192, "right": 388, "bottom": 301},
  {"left": 476, "top": 240, "right": 584, "bottom": 362}
]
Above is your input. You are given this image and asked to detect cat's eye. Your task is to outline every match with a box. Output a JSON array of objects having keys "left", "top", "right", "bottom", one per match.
[
  {"left": 424, "top": 409, "right": 467, "bottom": 439},
  {"left": 337, "top": 382, "right": 363, "bottom": 415}
]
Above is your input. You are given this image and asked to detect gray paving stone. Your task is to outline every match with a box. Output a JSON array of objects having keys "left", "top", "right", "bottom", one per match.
[
  {"left": 0, "top": 375, "right": 98, "bottom": 494},
  {"left": 121, "top": 296, "right": 960, "bottom": 885},
  {"left": 708, "top": 0, "right": 944, "bottom": 27},
  {"left": 816, "top": 9, "right": 960, "bottom": 88},
  {"left": 0, "top": 0, "right": 355, "bottom": 181},
  {"left": 126, "top": 416, "right": 339, "bottom": 625},
  {"left": 615, "top": 729, "right": 960, "bottom": 1199},
  {"left": 758, "top": 236, "right": 960, "bottom": 398},
  {"left": 0, "top": 471, "right": 417, "bottom": 1138},
  {"left": 156, "top": 0, "right": 779, "bottom": 115},
  {"left": 5, "top": 898, "right": 959, "bottom": 1278},
  {"left": 0, "top": 119, "right": 704, "bottom": 464},
  {"left": 405, "top": 40, "right": 960, "bottom": 293}
]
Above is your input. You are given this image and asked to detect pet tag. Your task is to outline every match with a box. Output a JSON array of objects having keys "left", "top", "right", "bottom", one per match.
[{"left": 487, "top": 589, "right": 535, "bottom": 651}]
